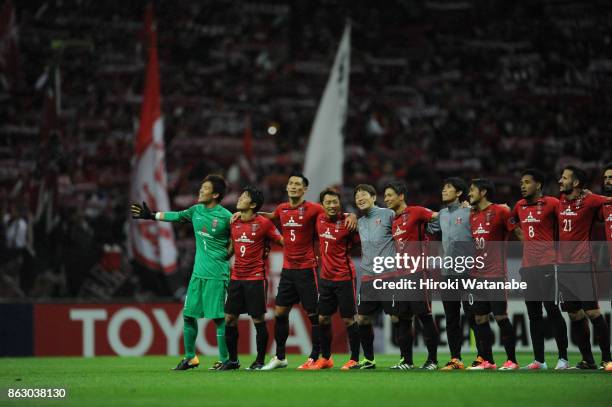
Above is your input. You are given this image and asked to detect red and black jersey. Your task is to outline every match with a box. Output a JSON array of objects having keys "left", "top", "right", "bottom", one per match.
[
  {"left": 470, "top": 204, "right": 515, "bottom": 278},
  {"left": 511, "top": 196, "right": 558, "bottom": 268},
  {"left": 557, "top": 193, "right": 608, "bottom": 265},
  {"left": 600, "top": 199, "right": 612, "bottom": 267},
  {"left": 231, "top": 215, "right": 282, "bottom": 280},
  {"left": 316, "top": 213, "right": 359, "bottom": 281},
  {"left": 274, "top": 201, "right": 324, "bottom": 269},
  {"left": 391, "top": 206, "right": 434, "bottom": 274}
]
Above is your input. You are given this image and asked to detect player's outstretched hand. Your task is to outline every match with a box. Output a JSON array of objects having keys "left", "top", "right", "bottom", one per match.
[{"left": 131, "top": 201, "right": 155, "bottom": 220}]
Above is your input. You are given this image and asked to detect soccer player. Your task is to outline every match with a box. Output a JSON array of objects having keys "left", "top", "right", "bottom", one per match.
[
  {"left": 510, "top": 169, "right": 569, "bottom": 370},
  {"left": 383, "top": 181, "right": 440, "bottom": 370},
  {"left": 261, "top": 173, "right": 357, "bottom": 370},
  {"left": 557, "top": 165, "right": 611, "bottom": 370},
  {"left": 602, "top": 163, "right": 612, "bottom": 316},
  {"left": 466, "top": 179, "right": 521, "bottom": 370},
  {"left": 131, "top": 174, "right": 232, "bottom": 371},
  {"left": 427, "top": 177, "right": 481, "bottom": 370},
  {"left": 351, "top": 184, "right": 397, "bottom": 369},
  {"left": 220, "top": 186, "right": 283, "bottom": 370},
  {"left": 309, "top": 188, "right": 361, "bottom": 370}
]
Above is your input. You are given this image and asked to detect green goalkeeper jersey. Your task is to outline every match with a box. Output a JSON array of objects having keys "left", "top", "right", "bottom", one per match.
[{"left": 161, "top": 203, "right": 232, "bottom": 280}]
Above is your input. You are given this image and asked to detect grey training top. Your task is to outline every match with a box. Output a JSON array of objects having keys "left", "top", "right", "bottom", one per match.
[
  {"left": 357, "top": 206, "right": 396, "bottom": 278},
  {"left": 427, "top": 201, "right": 474, "bottom": 276}
]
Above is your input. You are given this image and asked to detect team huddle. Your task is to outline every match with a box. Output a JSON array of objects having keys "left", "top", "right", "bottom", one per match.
[{"left": 131, "top": 163, "right": 612, "bottom": 371}]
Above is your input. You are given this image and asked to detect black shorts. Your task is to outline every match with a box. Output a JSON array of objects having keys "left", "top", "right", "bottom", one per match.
[
  {"left": 520, "top": 265, "right": 555, "bottom": 302},
  {"left": 393, "top": 298, "right": 431, "bottom": 317},
  {"left": 557, "top": 263, "right": 599, "bottom": 312},
  {"left": 225, "top": 279, "right": 267, "bottom": 317},
  {"left": 275, "top": 268, "right": 318, "bottom": 314},
  {"left": 463, "top": 277, "right": 508, "bottom": 316},
  {"left": 318, "top": 278, "right": 357, "bottom": 318},
  {"left": 357, "top": 280, "right": 396, "bottom": 316}
]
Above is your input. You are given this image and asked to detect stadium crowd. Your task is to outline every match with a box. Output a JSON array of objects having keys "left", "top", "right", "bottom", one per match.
[{"left": 1, "top": 0, "right": 611, "bottom": 298}]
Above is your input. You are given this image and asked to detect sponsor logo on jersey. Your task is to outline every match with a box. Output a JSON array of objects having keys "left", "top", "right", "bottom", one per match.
[
  {"left": 235, "top": 232, "right": 255, "bottom": 244},
  {"left": 393, "top": 225, "right": 406, "bottom": 238},
  {"left": 560, "top": 207, "right": 577, "bottom": 216},
  {"left": 283, "top": 216, "right": 302, "bottom": 227},
  {"left": 320, "top": 227, "right": 336, "bottom": 240},
  {"left": 197, "top": 230, "right": 212, "bottom": 238},
  {"left": 474, "top": 223, "right": 489, "bottom": 235},
  {"left": 522, "top": 211, "right": 541, "bottom": 223}
]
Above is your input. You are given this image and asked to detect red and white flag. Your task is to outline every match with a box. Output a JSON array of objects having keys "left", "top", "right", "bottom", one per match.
[{"left": 128, "top": 5, "right": 177, "bottom": 273}]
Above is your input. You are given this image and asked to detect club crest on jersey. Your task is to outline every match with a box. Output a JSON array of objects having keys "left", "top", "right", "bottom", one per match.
[
  {"left": 474, "top": 223, "right": 489, "bottom": 235},
  {"left": 284, "top": 216, "right": 302, "bottom": 227},
  {"left": 606, "top": 213, "right": 612, "bottom": 222},
  {"left": 335, "top": 220, "right": 342, "bottom": 232},
  {"left": 560, "top": 207, "right": 577, "bottom": 216},
  {"left": 320, "top": 228, "right": 336, "bottom": 240},
  {"left": 298, "top": 206, "right": 305, "bottom": 220},
  {"left": 485, "top": 211, "right": 492, "bottom": 225},
  {"left": 455, "top": 217, "right": 462, "bottom": 224},
  {"left": 375, "top": 218, "right": 382, "bottom": 225},
  {"left": 251, "top": 223, "right": 259, "bottom": 235}
]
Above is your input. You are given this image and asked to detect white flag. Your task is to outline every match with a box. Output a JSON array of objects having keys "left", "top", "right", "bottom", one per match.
[
  {"left": 304, "top": 22, "right": 350, "bottom": 201},
  {"left": 128, "top": 6, "right": 177, "bottom": 273}
]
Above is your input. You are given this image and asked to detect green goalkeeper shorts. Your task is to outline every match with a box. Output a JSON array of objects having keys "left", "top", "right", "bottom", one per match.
[{"left": 183, "top": 277, "right": 228, "bottom": 319}]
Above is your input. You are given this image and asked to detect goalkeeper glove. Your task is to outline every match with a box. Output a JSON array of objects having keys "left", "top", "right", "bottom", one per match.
[{"left": 131, "top": 201, "right": 155, "bottom": 220}]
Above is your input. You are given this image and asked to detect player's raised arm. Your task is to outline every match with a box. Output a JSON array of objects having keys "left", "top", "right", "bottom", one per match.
[
  {"left": 132, "top": 201, "right": 193, "bottom": 222},
  {"left": 131, "top": 201, "right": 155, "bottom": 220}
]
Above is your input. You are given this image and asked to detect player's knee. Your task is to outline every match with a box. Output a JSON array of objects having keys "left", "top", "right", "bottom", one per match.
[
  {"left": 585, "top": 309, "right": 601, "bottom": 320},
  {"left": 568, "top": 310, "right": 585, "bottom": 321},
  {"left": 252, "top": 316, "right": 266, "bottom": 324},
  {"left": 225, "top": 314, "right": 238, "bottom": 326},
  {"left": 494, "top": 315, "right": 508, "bottom": 322},
  {"left": 308, "top": 314, "right": 319, "bottom": 325},
  {"left": 319, "top": 315, "right": 332, "bottom": 325},
  {"left": 342, "top": 317, "right": 355, "bottom": 326},
  {"left": 357, "top": 314, "right": 371, "bottom": 325},
  {"left": 390, "top": 315, "right": 399, "bottom": 323},
  {"left": 275, "top": 314, "right": 289, "bottom": 324},
  {"left": 475, "top": 314, "right": 489, "bottom": 324},
  {"left": 275, "top": 306, "right": 290, "bottom": 317}
]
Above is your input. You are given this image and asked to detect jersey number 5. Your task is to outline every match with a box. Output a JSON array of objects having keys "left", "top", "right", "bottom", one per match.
[{"left": 290, "top": 229, "right": 296, "bottom": 242}]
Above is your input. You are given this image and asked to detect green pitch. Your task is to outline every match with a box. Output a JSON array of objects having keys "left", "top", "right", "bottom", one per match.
[{"left": 1, "top": 353, "right": 610, "bottom": 407}]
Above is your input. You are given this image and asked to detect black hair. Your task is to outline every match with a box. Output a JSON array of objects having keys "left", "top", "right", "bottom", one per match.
[
  {"left": 203, "top": 174, "right": 227, "bottom": 201},
  {"left": 319, "top": 188, "right": 341, "bottom": 204},
  {"left": 383, "top": 181, "right": 407, "bottom": 200},
  {"left": 520, "top": 168, "right": 546, "bottom": 187},
  {"left": 353, "top": 184, "right": 376, "bottom": 198},
  {"left": 604, "top": 163, "right": 612, "bottom": 173},
  {"left": 563, "top": 165, "right": 588, "bottom": 188},
  {"left": 471, "top": 178, "right": 496, "bottom": 200},
  {"left": 442, "top": 177, "right": 468, "bottom": 199},
  {"left": 288, "top": 171, "right": 309, "bottom": 187},
  {"left": 243, "top": 185, "right": 264, "bottom": 213}
]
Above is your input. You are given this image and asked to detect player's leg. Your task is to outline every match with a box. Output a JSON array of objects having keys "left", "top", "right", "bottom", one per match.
[
  {"left": 294, "top": 268, "right": 321, "bottom": 368},
  {"left": 467, "top": 298, "right": 496, "bottom": 370},
  {"left": 494, "top": 309, "right": 519, "bottom": 370},
  {"left": 542, "top": 301, "right": 569, "bottom": 369},
  {"left": 202, "top": 279, "right": 230, "bottom": 369},
  {"left": 174, "top": 277, "right": 203, "bottom": 370},
  {"left": 525, "top": 300, "right": 547, "bottom": 368},
  {"left": 219, "top": 280, "right": 244, "bottom": 370},
  {"left": 338, "top": 279, "right": 360, "bottom": 369},
  {"left": 391, "top": 311, "right": 414, "bottom": 370},
  {"left": 245, "top": 280, "right": 270, "bottom": 370},
  {"left": 311, "top": 278, "right": 336, "bottom": 369},
  {"left": 263, "top": 269, "right": 297, "bottom": 369},
  {"left": 352, "top": 313, "right": 376, "bottom": 369},
  {"left": 441, "top": 300, "right": 465, "bottom": 369},
  {"left": 414, "top": 290, "right": 438, "bottom": 370},
  {"left": 585, "top": 305, "right": 611, "bottom": 368}
]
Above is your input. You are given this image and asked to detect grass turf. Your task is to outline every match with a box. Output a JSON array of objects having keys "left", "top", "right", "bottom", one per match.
[{"left": 0, "top": 353, "right": 610, "bottom": 407}]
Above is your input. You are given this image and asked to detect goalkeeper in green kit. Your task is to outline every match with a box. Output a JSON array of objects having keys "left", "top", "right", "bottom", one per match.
[{"left": 131, "top": 174, "right": 232, "bottom": 370}]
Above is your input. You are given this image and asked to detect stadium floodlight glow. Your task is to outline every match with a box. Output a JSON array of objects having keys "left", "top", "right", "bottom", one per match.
[{"left": 267, "top": 125, "right": 278, "bottom": 135}]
